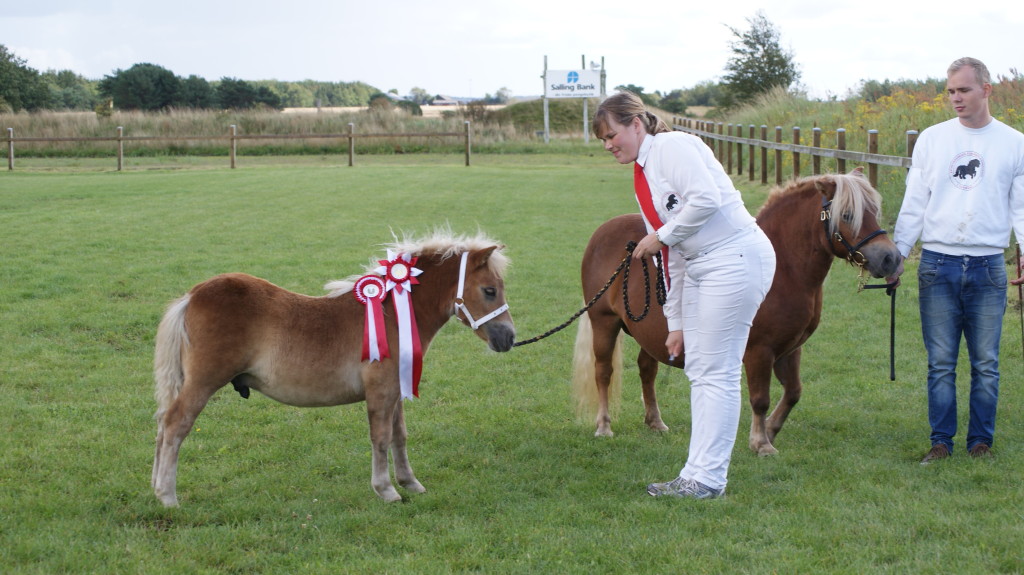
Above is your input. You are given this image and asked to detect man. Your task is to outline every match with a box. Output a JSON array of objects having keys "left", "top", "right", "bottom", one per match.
[{"left": 888, "top": 57, "right": 1024, "bottom": 464}]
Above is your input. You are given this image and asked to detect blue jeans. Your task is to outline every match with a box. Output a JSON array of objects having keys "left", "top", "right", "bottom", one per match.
[{"left": 918, "top": 249, "right": 1006, "bottom": 452}]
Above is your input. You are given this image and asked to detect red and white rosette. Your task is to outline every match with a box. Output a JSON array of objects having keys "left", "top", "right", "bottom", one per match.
[
  {"left": 375, "top": 251, "right": 424, "bottom": 400},
  {"left": 354, "top": 274, "right": 389, "bottom": 362}
]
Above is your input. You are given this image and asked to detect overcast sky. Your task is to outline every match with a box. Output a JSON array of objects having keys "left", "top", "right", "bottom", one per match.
[{"left": 4, "top": 1, "right": 1021, "bottom": 101}]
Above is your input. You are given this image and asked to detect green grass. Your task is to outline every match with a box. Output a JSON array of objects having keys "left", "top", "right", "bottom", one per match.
[{"left": 1, "top": 156, "right": 1022, "bottom": 574}]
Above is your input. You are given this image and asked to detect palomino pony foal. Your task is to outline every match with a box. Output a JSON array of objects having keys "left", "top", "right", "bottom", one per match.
[{"left": 152, "top": 232, "right": 514, "bottom": 506}]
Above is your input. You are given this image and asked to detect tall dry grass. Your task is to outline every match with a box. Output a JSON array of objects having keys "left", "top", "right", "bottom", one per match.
[{"left": 0, "top": 107, "right": 524, "bottom": 156}]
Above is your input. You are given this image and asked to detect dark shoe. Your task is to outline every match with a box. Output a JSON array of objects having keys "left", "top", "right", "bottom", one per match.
[
  {"left": 969, "top": 443, "right": 992, "bottom": 458},
  {"left": 646, "top": 476, "right": 724, "bottom": 499},
  {"left": 920, "top": 443, "right": 950, "bottom": 465}
]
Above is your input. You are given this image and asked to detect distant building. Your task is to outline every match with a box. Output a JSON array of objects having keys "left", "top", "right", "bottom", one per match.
[{"left": 430, "top": 95, "right": 462, "bottom": 106}]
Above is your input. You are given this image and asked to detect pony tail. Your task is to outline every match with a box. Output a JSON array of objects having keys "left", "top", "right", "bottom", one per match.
[
  {"left": 570, "top": 312, "right": 623, "bottom": 422},
  {"left": 153, "top": 295, "right": 190, "bottom": 421},
  {"left": 646, "top": 111, "right": 671, "bottom": 134}
]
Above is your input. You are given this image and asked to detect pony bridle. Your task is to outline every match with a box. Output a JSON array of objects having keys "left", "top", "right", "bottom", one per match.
[
  {"left": 454, "top": 251, "right": 509, "bottom": 330},
  {"left": 821, "top": 197, "right": 888, "bottom": 267}
]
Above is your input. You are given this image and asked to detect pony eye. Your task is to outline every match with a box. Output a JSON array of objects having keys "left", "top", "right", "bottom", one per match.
[
  {"left": 483, "top": 287, "right": 497, "bottom": 298},
  {"left": 841, "top": 212, "right": 854, "bottom": 223}
]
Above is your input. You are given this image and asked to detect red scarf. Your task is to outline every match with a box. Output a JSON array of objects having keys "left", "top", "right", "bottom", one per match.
[{"left": 633, "top": 162, "right": 671, "bottom": 290}]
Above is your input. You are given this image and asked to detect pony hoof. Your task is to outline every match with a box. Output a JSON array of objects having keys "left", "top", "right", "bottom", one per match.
[
  {"left": 594, "top": 428, "right": 614, "bottom": 438},
  {"left": 400, "top": 480, "right": 426, "bottom": 494},
  {"left": 756, "top": 445, "right": 779, "bottom": 457},
  {"left": 647, "top": 421, "right": 669, "bottom": 432},
  {"left": 157, "top": 494, "right": 179, "bottom": 507},
  {"left": 375, "top": 487, "right": 403, "bottom": 502}
]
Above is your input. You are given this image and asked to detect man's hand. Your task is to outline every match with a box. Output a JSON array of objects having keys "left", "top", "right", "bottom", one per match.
[
  {"left": 885, "top": 256, "right": 906, "bottom": 287},
  {"left": 1011, "top": 254, "right": 1024, "bottom": 285}
]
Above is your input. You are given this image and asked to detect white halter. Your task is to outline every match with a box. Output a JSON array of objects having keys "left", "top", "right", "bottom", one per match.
[{"left": 454, "top": 251, "right": 509, "bottom": 330}]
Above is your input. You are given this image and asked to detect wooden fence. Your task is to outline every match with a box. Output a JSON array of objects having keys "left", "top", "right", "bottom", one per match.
[
  {"left": 672, "top": 117, "right": 918, "bottom": 189},
  {"left": 5, "top": 122, "right": 474, "bottom": 171}
]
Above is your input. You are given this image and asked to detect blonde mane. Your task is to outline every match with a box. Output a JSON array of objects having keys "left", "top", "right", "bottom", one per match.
[
  {"left": 759, "top": 172, "right": 882, "bottom": 236},
  {"left": 324, "top": 227, "right": 509, "bottom": 297}
]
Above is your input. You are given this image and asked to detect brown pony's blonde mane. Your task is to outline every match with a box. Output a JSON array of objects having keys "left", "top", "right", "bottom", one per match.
[
  {"left": 758, "top": 172, "right": 882, "bottom": 236},
  {"left": 325, "top": 228, "right": 509, "bottom": 297}
]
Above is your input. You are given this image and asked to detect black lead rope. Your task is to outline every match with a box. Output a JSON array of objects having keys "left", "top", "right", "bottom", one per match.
[
  {"left": 861, "top": 281, "right": 898, "bottom": 381},
  {"left": 512, "top": 241, "right": 665, "bottom": 348}
]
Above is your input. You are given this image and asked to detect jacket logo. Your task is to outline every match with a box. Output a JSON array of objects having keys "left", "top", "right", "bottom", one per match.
[{"left": 948, "top": 152, "right": 983, "bottom": 191}]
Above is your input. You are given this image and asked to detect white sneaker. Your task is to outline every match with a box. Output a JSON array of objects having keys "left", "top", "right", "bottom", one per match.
[{"left": 646, "top": 476, "right": 724, "bottom": 499}]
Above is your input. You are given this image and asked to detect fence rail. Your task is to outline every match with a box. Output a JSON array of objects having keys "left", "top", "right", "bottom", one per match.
[
  {"left": 5, "top": 122, "right": 474, "bottom": 171},
  {"left": 672, "top": 117, "right": 918, "bottom": 189}
]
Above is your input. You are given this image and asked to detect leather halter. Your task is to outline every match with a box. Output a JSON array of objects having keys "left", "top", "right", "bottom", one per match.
[
  {"left": 821, "top": 196, "right": 888, "bottom": 266},
  {"left": 454, "top": 251, "right": 509, "bottom": 330}
]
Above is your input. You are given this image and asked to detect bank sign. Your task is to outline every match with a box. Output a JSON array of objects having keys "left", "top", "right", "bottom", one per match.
[{"left": 545, "top": 69, "right": 600, "bottom": 98}]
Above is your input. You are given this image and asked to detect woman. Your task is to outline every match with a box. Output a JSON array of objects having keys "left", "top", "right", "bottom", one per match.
[{"left": 593, "top": 92, "right": 775, "bottom": 499}]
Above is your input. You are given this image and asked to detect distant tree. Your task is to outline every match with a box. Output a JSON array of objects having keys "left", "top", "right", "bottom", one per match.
[
  {"left": 614, "top": 83, "right": 658, "bottom": 107},
  {"left": 395, "top": 100, "right": 422, "bottom": 115},
  {"left": 214, "top": 77, "right": 253, "bottom": 108},
  {"left": 99, "top": 63, "right": 181, "bottom": 110},
  {"left": 408, "top": 87, "right": 432, "bottom": 105},
  {"left": 682, "top": 80, "right": 724, "bottom": 107},
  {"left": 474, "top": 87, "right": 513, "bottom": 105},
  {"left": 253, "top": 85, "right": 282, "bottom": 110},
  {"left": 657, "top": 89, "right": 688, "bottom": 115},
  {"left": 854, "top": 77, "right": 945, "bottom": 102},
  {"left": 214, "top": 77, "right": 280, "bottom": 109},
  {"left": 42, "top": 69, "right": 99, "bottom": 110},
  {"left": 368, "top": 92, "right": 393, "bottom": 109},
  {"left": 179, "top": 75, "right": 215, "bottom": 108},
  {"left": 720, "top": 11, "right": 800, "bottom": 108},
  {"left": 0, "top": 44, "right": 52, "bottom": 111}
]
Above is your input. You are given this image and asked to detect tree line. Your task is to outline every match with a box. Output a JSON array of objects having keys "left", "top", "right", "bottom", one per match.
[{"left": 0, "top": 47, "right": 390, "bottom": 114}]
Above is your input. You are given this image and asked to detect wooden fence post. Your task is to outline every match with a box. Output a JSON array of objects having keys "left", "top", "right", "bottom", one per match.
[
  {"left": 464, "top": 121, "right": 471, "bottom": 167},
  {"left": 117, "top": 126, "right": 124, "bottom": 171},
  {"left": 792, "top": 126, "right": 801, "bottom": 180},
  {"left": 906, "top": 130, "right": 919, "bottom": 165},
  {"left": 868, "top": 129, "right": 879, "bottom": 187},
  {"left": 7, "top": 128, "right": 13, "bottom": 171},
  {"left": 726, "top": 124, "right": 734, "bottom": 174},
  {"left": 717, "top": 122, "right": 724, "bottom": 161},
  {"left": 774, "top": 126, "right": 783, "bottom": 185},
  {"left": 348, "top": 123, "right": 355, "bottom": 167},
  {"left": 229, "top": 125, "right": 237, "bottom": 169},
  {"left": 837, "top": 128, "right": 847, "bottom": 173},
  {"left": 735, "top": 124, "right": 743, "bottom": 176},
  {"left": 812, "top": 127, "right": 821, "bottom": 175},
  {"left": 747, "top": 125, "right": 755, "bottom": 181},
  {"left": 760, "top": 125, "right": 768, "bottom": 185}
]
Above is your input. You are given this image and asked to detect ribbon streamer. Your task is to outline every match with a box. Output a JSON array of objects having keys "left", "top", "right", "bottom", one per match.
[
  {"left": 354, "top": 275, "right": 388, "bottom": 361},
  {"left": 375, "top": 251, "right": 424, "bottom": 400}
]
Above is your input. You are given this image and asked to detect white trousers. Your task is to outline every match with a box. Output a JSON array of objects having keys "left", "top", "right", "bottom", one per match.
[{"left": 677, "top": 225, "right": 775, "bottom": 490}]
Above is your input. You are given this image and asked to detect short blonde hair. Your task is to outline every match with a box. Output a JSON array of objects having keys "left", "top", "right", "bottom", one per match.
[{"left": 948, "top": 57, "right": 991, "bottom": 86}]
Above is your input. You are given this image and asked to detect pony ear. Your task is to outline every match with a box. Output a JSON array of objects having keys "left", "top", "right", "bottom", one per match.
[
  {"left": 814, "top": 175, "right": 838, "bottom": 197},
  {"left": 850, "top": 166, "right": 865, "bottom": 177},
  {"left": 472, "top": 245, "right": 500, "bottom": 268}
]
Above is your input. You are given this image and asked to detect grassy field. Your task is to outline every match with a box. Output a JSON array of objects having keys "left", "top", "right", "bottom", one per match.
[{"left": 1, "top": 155, "right": 1022, "bottom": 574}]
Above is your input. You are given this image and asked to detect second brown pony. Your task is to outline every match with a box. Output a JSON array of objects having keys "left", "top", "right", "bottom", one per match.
[{"left": 572, "top": 170, "right": 901, "bottom": 455}]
